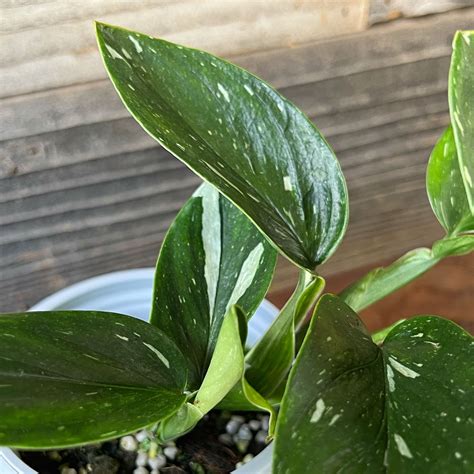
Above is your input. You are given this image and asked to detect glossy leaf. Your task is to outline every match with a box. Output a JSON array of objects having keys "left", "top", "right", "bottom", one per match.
[
  {"left": 340, "top": 234, "right": 474, "bottom": 312},
  {"left": 449, "top": 30, "right": 474, "bottom": 212},
  {"left": 274, "top": 295, "right": 473, "bottom": 473},
  {"left": 159, "top": 306, "right": 246, "bottom": 440},
  {"left": 426, "top": 126, "right": 474, "bottom": 234},
  {"left": 245, "top": 272, "right": 324, "bottom": 399},
  {"left": 150, "top": 183, "right": 276, "bottom": 388},
  {"left": 0, "top": 311, "right": 187, "bottom": 449},
  {"left": 96, "top": 23, "right": 348, "bottom": 272}
]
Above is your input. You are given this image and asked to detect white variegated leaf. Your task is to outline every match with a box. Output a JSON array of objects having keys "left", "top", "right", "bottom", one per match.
[{"left": 150, "top": 183, "right": 277, "bottom": 387}]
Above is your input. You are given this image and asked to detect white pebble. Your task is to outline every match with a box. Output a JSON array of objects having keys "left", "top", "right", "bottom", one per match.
[
  {"left": 120, "top": 435, "right": 138, "bottom": 452},
  {"left": 261, "top": 416, "right": 269, "bottom": 431},
  {"left": 225, "top": 420, "right": 240, "bottom": 435},
  {"left": 235, "top": 462, "right": 244, "bottom": 469},
  {"left": 248, "top": 420, "right": 261, "bottom": 431},
  {"left": 242, "top": 453, "right": 254, "bottom": 464},
  {"left": 234, "top": 438, "right": 249, "bottom": 453},
  {"left": 237, "top": 424, "right": 252, "bottom": 441},
  {"left": 135, "top": 430, "right": 150, "bottom": 442},
  {"left": 255, "top": 430, "right": 267, "bottom": 444},
  {"left": 148, "top": 454, "right": 166, "bottom": 469},
  {"left": 231, "top": 415, "right": 245, "bottom": 424},
  {"left": 60, "top": 469, "right": 77, "bottom": 474},
  {"left": 133, "top": 468, "right": 149, "bottom": 474},
  {"left": 150, "top": 471, "right": 159, "bottom": 474},
  {"left": 163, "top": 446, "right": 178, "bottom": 460},
  {"left": 135, "top": 452, "right": 148, "bottom": 467}
]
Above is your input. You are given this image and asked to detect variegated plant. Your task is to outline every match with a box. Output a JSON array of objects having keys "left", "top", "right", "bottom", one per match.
[{"left": 0, "top": 25, "right": 472, "bottom": 473}]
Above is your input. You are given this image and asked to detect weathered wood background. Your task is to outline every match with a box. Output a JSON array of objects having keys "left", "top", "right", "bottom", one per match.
[{"left": 1, "top": 1, "right": 473, "bottom": 323}]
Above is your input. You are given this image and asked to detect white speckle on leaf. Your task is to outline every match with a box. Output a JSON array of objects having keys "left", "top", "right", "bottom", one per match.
[
  {"left": 455, "top": 452, "right": 462, "bottom": 459},
  {"left": 116, "top": 334, "right": 129, "bottom": 341},
  {"left": 387, "top": 365, "right": 396, "bottom": 392},
  {"left": 461, "top": 32, "right": 471, "bottom": 45},
  {"left": 176, "top": 143, "right": 185, "bottom": 151},
  {"left": 326, "top": 336, "right": 332, "bottom": 342},
  {"left": 143, "top": 342, "right": 170, "bottom": 368},
  {"left": 217, "top": 83, "right": 230, "bottom": 102},
  {"left": 310, "top": 398, "right": 325, "bottom": 423},
  {"left": 86, "top": 392, "right": 98, "bottom": 396},
  {"left": 105, "top": 44, "right": 123, "bottom": 60},
  {"left": 329, "top": 414, "right": 341, "bottom": 426},
  {"left": 244, "top": 84, "right": 254, "bottom": 95},
  {"left": 129, "top": 35, "right": 143, "bottom": 53},
  {"left": 394, "top": 434, "right": 413, "bottom": 459},
  {"left": 463, "top": 166, "right": 473, "bottom": 187},
  {"left": 424, "top": 341, "right": 441, "bottom": 349},
  {"left": 412, "top": 333, "right": 424, "bottom": 338},
  {"left": 121, "top": 48, "right": 132, "bottom": 59},
  {"left": 283, "top": 176, "right": 293, "bottom": 191},
  {"left": 389, "top": 357, "right": 420, "bottom": 378}
]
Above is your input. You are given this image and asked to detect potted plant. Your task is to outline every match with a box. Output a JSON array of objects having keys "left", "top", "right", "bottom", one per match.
[{"left": 0, "top": 24, "right": 472, "bottom": 473}]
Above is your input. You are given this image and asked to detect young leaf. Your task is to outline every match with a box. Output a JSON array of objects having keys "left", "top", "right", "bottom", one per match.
[
  {"left": 96, "top": 23, "right": 348, "bottom": 272},
  {"left": 274, "top": 295, "right": 473, "bottom": 473},
  {"left": 0, "top": 311, "right": 187, "bottom": 449},
  {"left": 449, "top": 31, "right": 474, "bottom": 212},
  {"left": 159, "top": 306, "right": 246, "bottom": 440},
  {"left": 340, "top": 234, "right": 474, "bottom": 312},
  {"left": 150, "top": 183, "right": 276, "bottom": 388},
  {"left": 426, "top": 126, "right": 474, "bottom": 234},
  {"left": 340, "top": 248, "right": 439, "bottom": 312},
  {"left": 245, "top": 272, "right": 324, "bottom": 399}
]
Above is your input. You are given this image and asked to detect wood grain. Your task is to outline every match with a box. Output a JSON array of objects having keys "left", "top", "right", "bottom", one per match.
[{"left": 1, "top": 9, "right": 473, "bottom": 312}]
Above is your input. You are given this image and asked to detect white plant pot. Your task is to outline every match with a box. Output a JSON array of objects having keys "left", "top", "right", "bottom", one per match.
[{"left": 0, "top": 268, "right": 276, "bottom": 474}]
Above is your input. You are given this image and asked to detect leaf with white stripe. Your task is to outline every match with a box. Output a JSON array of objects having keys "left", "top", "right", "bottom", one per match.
[
  {"left": 449, "top": 30, "right": 474, "bottom": 212},
  {"left": 96, "top": 23, "right": 348, "bottom": 272},
  {"left": 427, "top": 126, "right": 474, "bottom": 234},
  {"left": 274, "top": 295, "right": 474, "bottom": 473},
  {"left": 0, "top": 311, "right": 187, "bottom": 449},
  {"left": 150, "top": 183, "right": 276, "bottom": 388}
]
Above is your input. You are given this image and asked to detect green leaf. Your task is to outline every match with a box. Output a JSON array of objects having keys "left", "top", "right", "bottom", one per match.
[
  {"left": 449, "top": 31, "right": 474, "bottom": 213},
  {"left": 159, "top": 306, "right": 246, "bottom": 440},
  {"left": 433, "top": 234, "right": 474, "bottom": 258},
  {"left": 274, "top": 295, "right": 474, "bottom": 473},
  {"left": 96, "top": 23, "right": 348, "bottom": 272},
  {"left": 426, "top": 126, "right": 474, "bottom": 234},
  {"left": 150, "top": 183, "right": 276, "bottom": 388},
  {"left": 340, "top": 248, "right": 439, "bottom": 312},
  {"left": 0, "top": 311, "right": 187, "bottom": 449},
  {"left": 341, "top": 234, "right": 474, "bottom": 312},
  {"left": 245, "top": 271, "right": 324, "bottom": 399}
]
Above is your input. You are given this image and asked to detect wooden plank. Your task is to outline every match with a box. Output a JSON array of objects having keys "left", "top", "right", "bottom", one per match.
[
  {"left": 3, "top": 8, "right": 473, "bottom": 142},
  {"left": 0, "top": 0, "right": 368, "bottom": 98},
  {"left": 369, "top": 0, "right": 473, "bottom": 24}
]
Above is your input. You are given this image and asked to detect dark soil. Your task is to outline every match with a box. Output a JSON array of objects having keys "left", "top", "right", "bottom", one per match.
[{"left": 19, "top": 411, "right": 268, "bottom": 474}]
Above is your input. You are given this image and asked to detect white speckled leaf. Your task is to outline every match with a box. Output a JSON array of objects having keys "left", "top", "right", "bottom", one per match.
[
  {"left": 274, "top": 295, "right": 473, "bottom": 473},
  {"left": 450, "top": 30, "right": 474, "bottom": 213},
  {"left": 150, "top": 183, "right": 276, "bottom": 388},
  {"left": 427, "top": 126, "right": 474, "bottom": 234},
  {"left": 96, "top": 23, "right": 348, "bottom": 272},
  {"left": 0, "top": 311, "right": 187, "bottom": 449}
]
